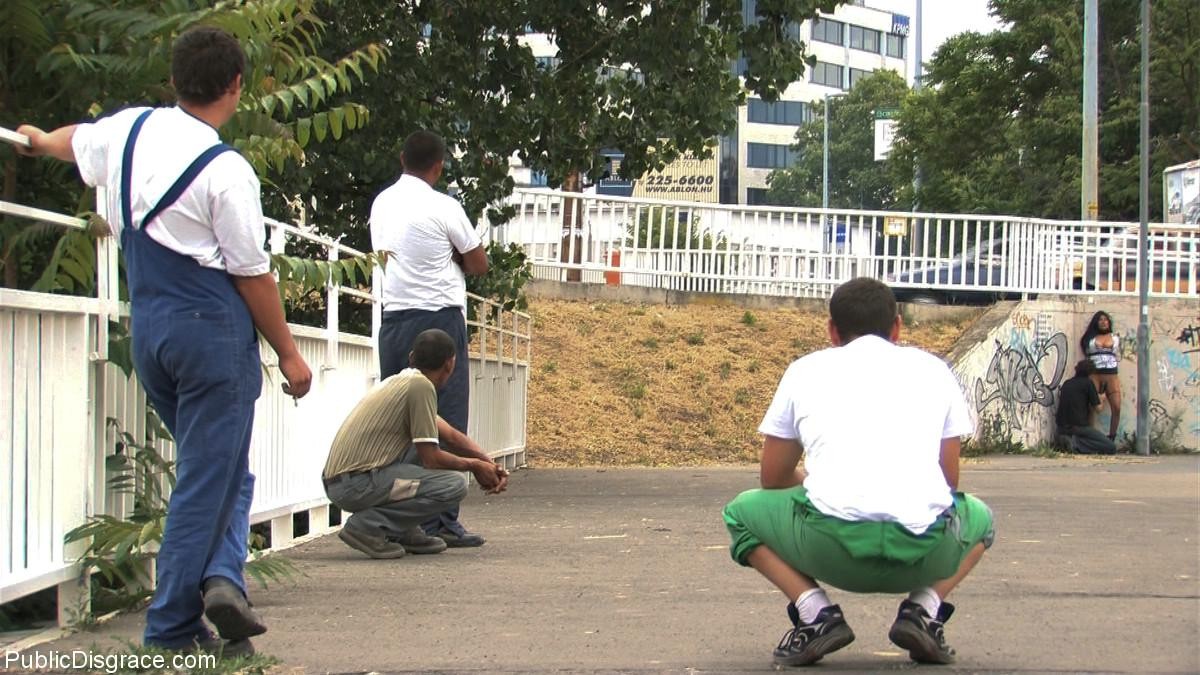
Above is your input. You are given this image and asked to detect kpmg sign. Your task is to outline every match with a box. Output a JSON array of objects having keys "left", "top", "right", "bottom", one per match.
[{"left": 891, "top": 14, "right": 910, "bottom": 36}]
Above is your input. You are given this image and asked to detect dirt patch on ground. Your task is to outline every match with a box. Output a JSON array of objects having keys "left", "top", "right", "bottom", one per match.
[{"left": 525, "top": 297, "right": 978, "bottom": 467}]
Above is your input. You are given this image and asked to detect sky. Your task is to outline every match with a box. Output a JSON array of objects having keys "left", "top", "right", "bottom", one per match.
[{"left": 864, "top": 0, "right": 1008, "bottom": 83}]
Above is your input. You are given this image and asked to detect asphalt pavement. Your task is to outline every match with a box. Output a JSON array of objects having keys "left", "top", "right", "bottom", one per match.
[{"left": 16, "top": 455, "right": 1200, "bottom": 674}]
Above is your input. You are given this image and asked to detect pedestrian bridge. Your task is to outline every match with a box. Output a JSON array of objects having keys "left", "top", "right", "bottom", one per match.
[
  {"left": 3, "top": 125, "right": 1197, "bottom": 626},
  {"left": 0, "top": 128, "right": 530, "bottom": 621},
  {"left": 491, "top": 188, "right": 1197, "bottom": 301}
]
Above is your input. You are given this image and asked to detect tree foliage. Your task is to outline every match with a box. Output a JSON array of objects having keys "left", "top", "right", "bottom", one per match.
[
  {"left": 1, "top": 0, "right": 386, "bottom": 289},
  {"left": 263, "top": 0, "right": 840, "bottom": 254},
  {"left": 887, "top": 0, "right": 1199, "bottom": 220},
  {"left": 766, "top": 70, "right": 909, "bottom": 209}
]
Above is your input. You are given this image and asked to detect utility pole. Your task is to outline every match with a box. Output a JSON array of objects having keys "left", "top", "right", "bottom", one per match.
[
  {"left": 1082, "top": 0, "right": 1100, "bottom": 221},
  {"left": 1135, "top": 0, "right": 1151, "bottom": 456},
  {"left": 822, "top": 92, "right": 847, "bottom": 254},
  {"left": 911, "top": 0, "right": 924, "bottom": 257}
]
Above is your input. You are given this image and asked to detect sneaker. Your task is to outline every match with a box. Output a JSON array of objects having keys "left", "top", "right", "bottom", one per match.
[
  {"left": 338, "top": 524, "right": 407, "bottom": 559},
  {"left": 436, "top": 528, "right": 486, "bottom": 547},
  {"left": 388, "top": 526, "right": 448, "bottom": 554},
  {"left": 773, "top": 602, "right": 855, "bottom": 666},
  {"left": 202, "top": 577, "right": 267, "bottom": 640},
  {"left": 888, "top": 599, "right": 957, "bottom": 664}
]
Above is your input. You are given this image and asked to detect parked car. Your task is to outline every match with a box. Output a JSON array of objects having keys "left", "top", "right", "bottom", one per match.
[{"left": 887, "top": 240, "right": 1026, "bottom": 305}]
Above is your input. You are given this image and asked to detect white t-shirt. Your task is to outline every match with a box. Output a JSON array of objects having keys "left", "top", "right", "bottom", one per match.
[
  {"left": 758, "top": 334, "right": 974, "bottom": 534},
  {"left": 370, "top": 174, "right": 483, "bottom": 312},
  {"left": 71, "top": 106, "right": 270, "bottom": 276}
]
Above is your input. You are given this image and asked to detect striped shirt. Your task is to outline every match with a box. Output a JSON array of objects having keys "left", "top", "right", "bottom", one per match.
[{"left": 322, "top": 369, "right": 439, "bottom": 479}]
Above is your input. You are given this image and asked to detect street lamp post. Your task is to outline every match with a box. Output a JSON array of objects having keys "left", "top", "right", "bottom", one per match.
[
  {"left": 821, "top": 91, "right": 848, "bottom": 211},
  {"left": 822, "top": 91, "right": 848, "bottom": 256}
]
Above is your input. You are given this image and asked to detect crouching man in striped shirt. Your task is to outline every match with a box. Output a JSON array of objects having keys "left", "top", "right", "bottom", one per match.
[{"left": 322, "top": 328, "right": 509, "bottom": 558}]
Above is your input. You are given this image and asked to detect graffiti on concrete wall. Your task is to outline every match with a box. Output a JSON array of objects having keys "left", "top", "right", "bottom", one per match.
[{"left": 974, "top": 332, "right": 1069, "bottom": 431}]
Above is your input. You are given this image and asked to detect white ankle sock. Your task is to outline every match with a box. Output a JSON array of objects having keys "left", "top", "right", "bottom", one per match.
[
  {"left": 794, "top": 588, "right": 832, "bottom": 624},
  {"left": 908, "top": 587, "right": 941, "bottom": 618}
]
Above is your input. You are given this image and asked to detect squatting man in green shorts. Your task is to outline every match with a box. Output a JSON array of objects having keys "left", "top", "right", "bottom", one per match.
[
  {"left": 322, "top": 329, "right": 510, "bottom": 558},
  {"left": 723, "top": 277, "right": 995, "bottom": 667}
]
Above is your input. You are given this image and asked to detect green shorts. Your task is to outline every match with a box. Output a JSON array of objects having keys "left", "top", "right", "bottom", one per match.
[{"left": 723, "top": 486, "right": 994, "bottom": 594}]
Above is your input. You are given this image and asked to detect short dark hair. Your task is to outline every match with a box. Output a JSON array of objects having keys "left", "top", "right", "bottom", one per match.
[
  {"left": 829, "top": 277, "right": 898, "bottom": 341},
  {"left": 171, "top": 27, "right": 246, "bottom": 105},
  {"left": 402, "top": 130, "right": 446, "bottom": 173},
  {"left": 1074, "top": 359, "right": 1097, "bottom": 377},
  {"left": 410, "top": 329, "right": 456, "bottom": 370}
]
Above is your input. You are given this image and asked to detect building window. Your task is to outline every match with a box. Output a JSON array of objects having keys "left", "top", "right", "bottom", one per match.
[
  {"left": 810, "top": 61, "right": 844, "bottom": 89},
  {"left": 886, "top": 33, "right": 906, "bottom": 59},
  {"left": 849, "top": 25, "right": 881, "bottom": 53},
  {"left": 747, "top": 98, "right": 810, "bottom": 125},
  {"left": 849, "top": 67, "right": 873, "bottom": 89},
  {"left": 811, "top": 17, "right": 844, "bottom": 45},
  {"left": 747, "top": 143, "right": 797, "bottom": 169},
  {"left": 746, "top": 188, "right": 778, "bottom": 205}
]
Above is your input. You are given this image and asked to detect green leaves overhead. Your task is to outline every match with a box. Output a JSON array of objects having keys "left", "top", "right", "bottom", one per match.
[
  {"left": 263, "top": 0, "right": 836, "bottom": 253},
  {"left": 270, "top": 250, "right": 389, "bottom": 302}
]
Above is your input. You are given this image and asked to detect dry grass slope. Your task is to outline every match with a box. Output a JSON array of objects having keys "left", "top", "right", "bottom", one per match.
[{"left": 525, "top": 298, "right": 976, "bottom": 467}]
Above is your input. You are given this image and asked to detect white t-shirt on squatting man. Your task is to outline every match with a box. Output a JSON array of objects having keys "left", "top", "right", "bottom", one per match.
[
  {"left": 370, "top": 174, "right": 484, "bottom": 313},
  {"left": 758, "top": 334, "right": 975, "bottom": 535},
  {"left": 71, "top": 106, "right": 271, "bottom": 277}
]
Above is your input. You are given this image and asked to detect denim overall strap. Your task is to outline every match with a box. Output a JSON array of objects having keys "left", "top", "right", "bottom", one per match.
[
  {"left": 119, "top": 110, "right": 264, "bottom": 650},
  {"left": 121, "top": 110, "right": 235, "bottom": 233}
]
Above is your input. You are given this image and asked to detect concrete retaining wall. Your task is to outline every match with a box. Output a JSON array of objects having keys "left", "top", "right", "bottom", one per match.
[{"left": 948, "top": 295, "right": 1199, "bottom": 450}]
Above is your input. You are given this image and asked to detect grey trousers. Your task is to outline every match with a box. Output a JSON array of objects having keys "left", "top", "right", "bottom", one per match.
[
  {"left": 324, "top": 446, "right": 469, "bottom": 537},
  {"left": 1058, "top": 426, "right": 1117, "bottom": 455}
]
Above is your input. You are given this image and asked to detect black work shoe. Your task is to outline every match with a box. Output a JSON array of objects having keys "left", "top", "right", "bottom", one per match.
[
  {"left": 338, "top": 525, "right": 407, "bottom": 559},
  {"left": 202, "top": 577, "right": 267, "bottom": 640},
  {"left": 773, "top": 602, "right": 855, "bottom": 666},
  {"left": 389, "top": 526, "right": 448, "bottom": 554},
  {"left": 437, "top": 528, "right": 486, "bottom": 547},
  {"left": 888, "top": 599, "right": 957, "bottom": 664},
  {"left": 195, "top": 637, "right": 256, "bottom": 659}
]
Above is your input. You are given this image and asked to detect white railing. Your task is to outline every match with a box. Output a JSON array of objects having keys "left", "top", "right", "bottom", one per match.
[
  {"left": 490, "top": 188, "right": 1199, "bottom": 300},
  {"left": 1, "top": 127, "right": 531, "bottom": 617}
]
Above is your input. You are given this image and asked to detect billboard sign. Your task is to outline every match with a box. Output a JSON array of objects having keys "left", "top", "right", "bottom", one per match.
[
  {"left": 891, "top": 14, "right": 910, "bottom": 36},
  {"left": 1163, "top": 160, "right": 1200, "bottom": 224},
  {"left": 632, "top": 147, "right": 720, "bottom": 202}
]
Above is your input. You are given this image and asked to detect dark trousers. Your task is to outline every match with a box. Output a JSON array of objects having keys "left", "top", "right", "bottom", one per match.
[
  {"left": 1058, "top": 425, "right": 1117, "bottom": 455},
  {"left": 379, "top": 306, "right": 470, "bottom": 534},
  {"left": 324, "top": 446, "right": 468, "bottom": 537}
]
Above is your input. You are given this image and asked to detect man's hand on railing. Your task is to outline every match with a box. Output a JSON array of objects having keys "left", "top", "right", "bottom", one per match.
[{"left": 13, "top": 124, "right": 79, "bottom": 163}]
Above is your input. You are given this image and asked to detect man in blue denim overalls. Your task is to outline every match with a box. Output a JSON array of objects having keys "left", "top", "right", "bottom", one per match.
[{"left": 18, "top": 27, "right": 313, "bottom": 656}]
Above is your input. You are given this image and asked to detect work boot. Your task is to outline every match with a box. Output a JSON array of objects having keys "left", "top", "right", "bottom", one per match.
[
  {"left": 773, "top": 602, "right": 855, "bottom": 666},
  {"left": 202, "top": 577, "right": 266, "bottom": 640},
  {"left": 338, "top": 524, "right": 407, "bottom": 559},
  {"left": 888, "top": 599, "right": 957, "bottom": 664},
  {"left": 389, "top": 526, "right": 448, "bottom": 554},
  {"left": 435, "top": 528, "right": 486, "bottom": 547}
]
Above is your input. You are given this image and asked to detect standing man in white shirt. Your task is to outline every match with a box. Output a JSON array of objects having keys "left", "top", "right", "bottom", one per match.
[
  {"left": 370, "top": 130, "right": 491, "bottom": 547},
  {"left": 17, "top": 27, "right": 312, "bottom": 656},
  {"left": 723, "top": 277, "right": 994, "bottom": 667}
]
